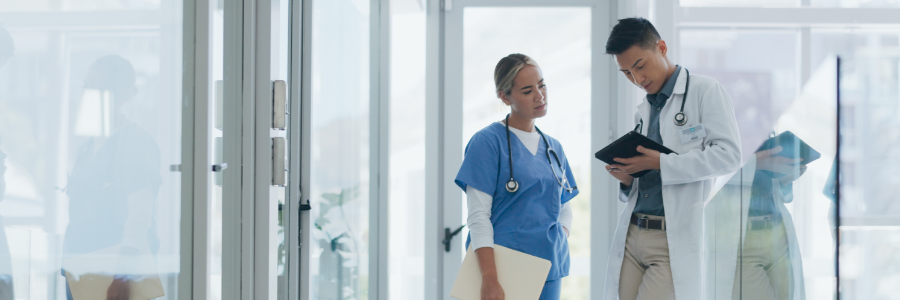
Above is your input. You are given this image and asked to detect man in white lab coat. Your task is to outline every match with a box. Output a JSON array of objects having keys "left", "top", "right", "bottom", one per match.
[{"left": 602, "top": 18, "right": 742, "bottom": 300}]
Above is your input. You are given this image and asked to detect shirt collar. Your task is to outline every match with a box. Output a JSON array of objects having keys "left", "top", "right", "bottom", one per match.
[{"left": 658, "top": 65, "right": 681, "bottom": 98}]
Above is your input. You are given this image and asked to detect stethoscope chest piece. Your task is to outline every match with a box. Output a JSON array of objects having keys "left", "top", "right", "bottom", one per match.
[
  {"left": 674, "top": 111, "right": 687, "bottom": 126},
  {"left": 506, "top": 179, "right": 519, "bottom": 193}
]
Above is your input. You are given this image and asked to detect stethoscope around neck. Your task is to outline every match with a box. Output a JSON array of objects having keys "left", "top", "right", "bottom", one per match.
[
  {"left": 504, "top": 114, "right": 577, "bottom": 194},
  {"left": 635, "top": 68, "right": 691, "bottom": 133}
]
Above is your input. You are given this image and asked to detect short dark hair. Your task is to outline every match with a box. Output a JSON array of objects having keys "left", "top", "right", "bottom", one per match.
[{"left": 605, "top": 18, "right": 661, "bottom": 55}]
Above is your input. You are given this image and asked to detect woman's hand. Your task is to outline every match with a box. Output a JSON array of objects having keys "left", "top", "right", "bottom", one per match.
[
  {"left": 606, "top": 164, "right": 634, "bottom": 187},
  {"left": 475, "top": 247, "right": 504, "bottom": 300},
  {"left": 481, "top": 277, "right": 505, "bottom": 300}
]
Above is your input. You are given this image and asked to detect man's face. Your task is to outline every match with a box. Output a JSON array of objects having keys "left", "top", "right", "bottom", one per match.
[{"left": 614, "top": 40, "right": 672, "bottom": 95}]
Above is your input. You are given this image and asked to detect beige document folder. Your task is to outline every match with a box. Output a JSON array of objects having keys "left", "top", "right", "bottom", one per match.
[
  {"left": 64, "top": 271, "right": 164, "bottom": 300},
  {"left": 450, "top": 244, "right": 552, "bottom": 300}
]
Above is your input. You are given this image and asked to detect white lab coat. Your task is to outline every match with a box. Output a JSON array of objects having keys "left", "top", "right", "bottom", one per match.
[
  {"left": 713, "top": 157, "right": 806, "bottom": 300},
  {"left": 603, "top": 68, "right": 743, "bottom": 300}
]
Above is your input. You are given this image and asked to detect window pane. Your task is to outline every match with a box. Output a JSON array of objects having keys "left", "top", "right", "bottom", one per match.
[
  {"left": 0, "top": 1, "right": 183, "bottom": 299},
  {"left": 812, "top": 29, "right": 900, "bottom": 299},
  {"left": 388, "top": 0, "right": 425, "bottom": 298},
  {"left": 680, "top": 29, "right": 799, "bottom": 157},
  {"left": 309, "top": 0, "right": 370, "bottom": 299},
  {"left": 461, "top": 7, "right": 592, "bottom": 299}
]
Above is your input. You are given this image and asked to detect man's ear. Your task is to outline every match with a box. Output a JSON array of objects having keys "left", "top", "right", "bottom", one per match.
[{"left": 657, "top": 39, "right": 668, "bottom": 57}]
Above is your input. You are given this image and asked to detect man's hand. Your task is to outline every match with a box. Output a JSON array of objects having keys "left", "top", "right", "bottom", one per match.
[
  {"left": 606, "top": 164, "right": 635, "bottom": 187},
  {"left": 756, "top": 146, "right": 806, "bottom": 183},
  {"left": 106, "top": 275, "right": 130, "bottom": 300},
  {"left": 609, "top": 146, "right": 662, "bottom": 175}
]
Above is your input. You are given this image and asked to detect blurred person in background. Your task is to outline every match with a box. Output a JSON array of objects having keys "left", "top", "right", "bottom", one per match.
[{"left": 61, "top": 55, "right": 162, "bottom": 300}]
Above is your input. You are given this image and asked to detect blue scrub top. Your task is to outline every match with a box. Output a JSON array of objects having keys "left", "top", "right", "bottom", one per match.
[{"left": 455, "top": 122, "right": 579, "bottom": 281}]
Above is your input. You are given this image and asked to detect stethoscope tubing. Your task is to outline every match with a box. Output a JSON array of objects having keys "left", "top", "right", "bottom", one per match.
[
  {"left": 504, "top": 114, "right": 575, "bottom": 193},
  {"left": 636, "top": 67, "right": 691, "bottom": 133}
]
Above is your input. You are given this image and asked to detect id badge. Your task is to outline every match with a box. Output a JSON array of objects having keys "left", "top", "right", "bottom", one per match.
[{"left": 679, "top": 124, "right": 707, "bottom": 144}]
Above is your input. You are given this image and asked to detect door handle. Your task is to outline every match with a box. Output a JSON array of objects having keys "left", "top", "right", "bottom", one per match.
[
  {"left": 212, "top": 163, "right": 228, "bottom": 172},
  {"left": 442, "top": 225, "right": 466, "bottom": 252}
]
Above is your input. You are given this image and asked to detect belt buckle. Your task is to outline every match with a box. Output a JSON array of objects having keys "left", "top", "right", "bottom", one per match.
[{"left": 639, "top": 216, "right": 650, "bottom": 229}]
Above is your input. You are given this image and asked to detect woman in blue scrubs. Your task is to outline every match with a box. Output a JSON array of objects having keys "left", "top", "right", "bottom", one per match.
[{"left": 455, "top": 53, "right": 579, "bottom": 300}]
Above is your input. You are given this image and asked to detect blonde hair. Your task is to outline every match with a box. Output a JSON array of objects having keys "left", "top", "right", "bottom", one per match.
[{"left": 494, "top": 53, "right": 540, "bottom": 97}]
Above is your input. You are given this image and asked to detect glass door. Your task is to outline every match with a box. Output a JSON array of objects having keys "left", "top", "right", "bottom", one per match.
[
  {"left": 440, "top": 1, "right": 604, "bottom": 299},
  {"left": 0, "top": 0, "right": 186, "bottom": 299}
]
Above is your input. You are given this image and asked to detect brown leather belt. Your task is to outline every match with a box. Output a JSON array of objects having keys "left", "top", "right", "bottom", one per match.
[{"left": 630, "top": 214, "right": 665, "bottom": 230}]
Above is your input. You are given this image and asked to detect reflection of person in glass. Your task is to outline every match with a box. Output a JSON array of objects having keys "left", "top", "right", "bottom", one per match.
[
  {"left": 61, "top": 55, "right": 162, "bottom": 300},
  {"left": 733, "top": 144, "right": 808, "bottom": 300},
  {"left": 0, "top": 26, "right": 15, "bottom": 300}
]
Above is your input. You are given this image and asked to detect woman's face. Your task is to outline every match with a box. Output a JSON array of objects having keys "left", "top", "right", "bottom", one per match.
[{"left": 500, "top": 65, "right": 547, "bottom": 120}]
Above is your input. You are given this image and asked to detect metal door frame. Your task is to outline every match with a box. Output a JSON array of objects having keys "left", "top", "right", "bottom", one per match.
[{"left": 425, "top": 1, "right": 622, "bottom": 299}]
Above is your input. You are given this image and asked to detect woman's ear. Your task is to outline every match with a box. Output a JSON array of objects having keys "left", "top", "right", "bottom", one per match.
[{"left": 498, "top": 90, "right": 511, "bottom": 106}]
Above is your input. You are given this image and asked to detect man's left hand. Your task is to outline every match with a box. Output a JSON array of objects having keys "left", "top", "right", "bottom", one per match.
[{"left": 610, "top": 146, "right": 661, "bottom": 175}]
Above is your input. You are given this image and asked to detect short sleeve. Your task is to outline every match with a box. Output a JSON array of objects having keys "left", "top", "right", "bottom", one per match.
[
  {"left": 559, "top": 143, "right": 580, "bottom": 204},
  {"left": 455, "top": 132, "right": 500, "bottom": 197}
]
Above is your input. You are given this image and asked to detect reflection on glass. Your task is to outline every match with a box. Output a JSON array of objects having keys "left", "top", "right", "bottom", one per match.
[
  {"left": 461, "top": 7, "right": 592, "bottom": 299},
  {"left": 61, "top": 55, "right": 165, "bottom": 299},
  {"left": 0, "top": 26, "right": 13, "bottom": 300},
  {"left": 0, "top": 3, "right": 182, "bottom": 299},
  {"left": 816, "top": 30, "right": 900, "bottom": 299},
  {"left": 703, "top": 56, "right": 838, "bottom": 300},
  {"left": 310, "top": 0, "right": 370, "bottom": 299}
]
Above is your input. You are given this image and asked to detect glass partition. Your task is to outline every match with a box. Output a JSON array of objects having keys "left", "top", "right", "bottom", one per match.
[
  {"left": 0, "top": 0, "right": 184, "bottom": 299},
  {"left": 700, "top": 55, "right": 839, "bottom": 299},
  {"left": 308, "top": 0, "right": 371, "bottom": 299}
]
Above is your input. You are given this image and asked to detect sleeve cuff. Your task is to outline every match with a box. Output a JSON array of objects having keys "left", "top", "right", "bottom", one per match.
[{"left": 470, "top": 236, "right": 494, "bottom": 250}]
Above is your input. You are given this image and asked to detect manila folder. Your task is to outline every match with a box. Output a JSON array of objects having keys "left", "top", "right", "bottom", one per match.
[{"left": 450, "top": 244, "right": 552, "bottom": 300}]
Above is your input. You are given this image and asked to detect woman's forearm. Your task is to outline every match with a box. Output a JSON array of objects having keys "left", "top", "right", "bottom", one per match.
[{"left": 475, "top": 247, "right": 499, "bottom": 281}]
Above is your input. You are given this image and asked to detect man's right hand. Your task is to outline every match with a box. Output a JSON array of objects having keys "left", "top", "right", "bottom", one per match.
[
  {"left": 606, "top": 164, "right": 635, "bottom": 187},
  {"left": 481, "top": 278, "right": 505, "bottom": 300}
]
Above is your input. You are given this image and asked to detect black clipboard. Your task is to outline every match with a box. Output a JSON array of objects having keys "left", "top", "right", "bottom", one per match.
[
  {"left": 594, "top": 131, "right": 676, "bottom": 177},
  {"left": 755, "top": 131, "right": 820, "bottom": 177}
]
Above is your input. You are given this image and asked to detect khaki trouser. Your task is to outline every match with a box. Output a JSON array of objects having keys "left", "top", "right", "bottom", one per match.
[
  {"left": 732, "top": 215, "right": 792, "bottom": 300},
  {"left": 619, "top": 213, "right": 676, "bottom": 300}
]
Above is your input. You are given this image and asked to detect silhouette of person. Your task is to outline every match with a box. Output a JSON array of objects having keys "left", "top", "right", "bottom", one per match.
[{"left": 61, "top": 55, "right": 162, "bottom": 300}]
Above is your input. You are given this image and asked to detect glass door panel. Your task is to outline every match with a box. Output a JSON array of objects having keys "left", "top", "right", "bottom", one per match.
[
  {"left": 308, "top": 0, "right": 371, "bottom": 299},
  {"left": 456, "top": 6, "right": 592, "bottom": 299},
  {"left": 0, "top": 1, "right": 184, "bottom": 299}
]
